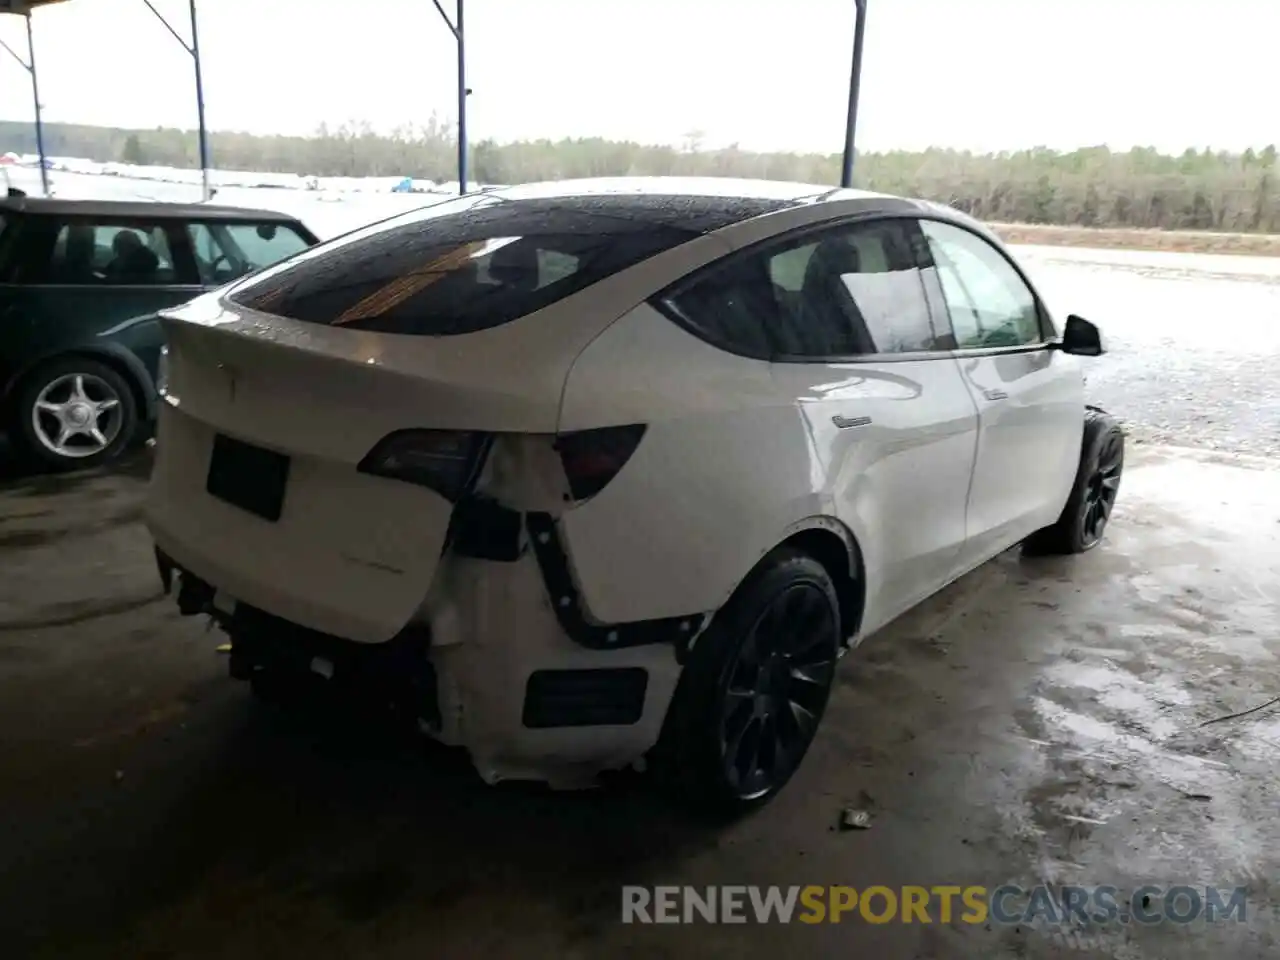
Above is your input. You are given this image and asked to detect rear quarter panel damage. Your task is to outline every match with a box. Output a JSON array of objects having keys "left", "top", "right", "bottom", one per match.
[{"left": 556, "top": 303, "right": 842, "bottom": 625}]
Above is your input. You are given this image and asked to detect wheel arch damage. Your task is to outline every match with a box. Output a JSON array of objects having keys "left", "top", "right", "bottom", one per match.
[{"left": 772, "top": 517, "right": 866, "bottom": 646}]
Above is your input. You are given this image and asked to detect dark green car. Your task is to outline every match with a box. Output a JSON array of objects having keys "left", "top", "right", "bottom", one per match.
[{"left": 0, "top": 195, "right": 319, "bottom": 468}]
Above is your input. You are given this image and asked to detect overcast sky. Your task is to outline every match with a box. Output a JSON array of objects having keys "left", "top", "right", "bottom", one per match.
[{"left": 2, "top": 0, "right": 1277, "bottom": 154}]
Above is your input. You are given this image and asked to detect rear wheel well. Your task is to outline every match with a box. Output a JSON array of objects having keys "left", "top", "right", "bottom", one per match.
[{"left": 780, "top": 527, "right": 865, "bottom": 643}]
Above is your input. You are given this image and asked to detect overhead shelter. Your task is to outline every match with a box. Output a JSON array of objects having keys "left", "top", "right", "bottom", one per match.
[
  {"left": 0, "top": 0, "right": 69, "bottom": 195},
  {"left": 2, "top": 0, "right": 868, "bottom": 199}
]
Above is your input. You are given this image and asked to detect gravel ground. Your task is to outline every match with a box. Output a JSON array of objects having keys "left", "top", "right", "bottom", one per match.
[{"left": 1017, "top": 245, "right": 1280, "bottom": 458}]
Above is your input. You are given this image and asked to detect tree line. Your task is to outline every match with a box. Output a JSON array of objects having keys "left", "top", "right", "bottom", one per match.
[{"left": 4, "top": 118, "right": 1278, "bottom": 233}]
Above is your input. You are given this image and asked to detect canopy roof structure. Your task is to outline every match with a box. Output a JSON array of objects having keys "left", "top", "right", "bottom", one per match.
[
  {"left": 1, "top": 0, "right": 78, "bottom": 193},
  {"left": 0, "top": 1, "right": 73, "bottom": 12},
  {"left": 2, "top": 1, "right": 868, "bottom": 199}
]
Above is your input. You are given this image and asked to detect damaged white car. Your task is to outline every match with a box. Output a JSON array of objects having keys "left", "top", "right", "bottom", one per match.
[{"left": 146, "top": 177, "right": 1122, "bottom": 815}]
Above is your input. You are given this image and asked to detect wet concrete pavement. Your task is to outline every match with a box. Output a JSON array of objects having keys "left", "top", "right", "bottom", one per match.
[{"left": 1, "top": 443, "right": 1277, "bottom": 959}]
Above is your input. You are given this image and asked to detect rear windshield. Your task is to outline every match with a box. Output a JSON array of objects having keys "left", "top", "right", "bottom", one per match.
[{"left": 227, "top": 194, "right": 716, "bottom": 335}]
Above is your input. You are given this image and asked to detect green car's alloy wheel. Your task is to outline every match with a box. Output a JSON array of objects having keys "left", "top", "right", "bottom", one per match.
[{"left": 16, "top": 357, "right": 139, "bottom": 469}]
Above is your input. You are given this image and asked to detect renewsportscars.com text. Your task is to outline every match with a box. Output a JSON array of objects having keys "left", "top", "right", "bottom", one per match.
[{"left": 621, "top": 884, "right": 1247, "bottom": 926}]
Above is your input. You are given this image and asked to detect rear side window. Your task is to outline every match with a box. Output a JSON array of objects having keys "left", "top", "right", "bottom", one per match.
[
  {"left": 229, "top": 195, "right": 704, "bottom": 335},
  {"left": 188, "top": 221, "right": 311, "bottom": 285},
  {"left": 662, "top": 218, "right": 944, "bottom": 359},
  {"left": 31, "top": 219, "right": 183, "bottom": 285}
]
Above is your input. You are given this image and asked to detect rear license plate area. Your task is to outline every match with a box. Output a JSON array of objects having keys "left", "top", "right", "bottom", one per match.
[{"left": 206, "top": 433, "right": 290, "bottom": 521}]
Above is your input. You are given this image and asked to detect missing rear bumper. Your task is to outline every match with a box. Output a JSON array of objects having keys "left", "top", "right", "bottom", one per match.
[
  {"left": 155, "top": 498, "right": 705, "bottom": 661},
  {"left": 155, "top": 543, "right": 684, "bottom": 783},
  {"left": 156, "top": 550, "right": 440, "bottom": 728},
  {"left": 446, "top": 502, "right": 704, "bottom": 654},
  {"left": 525, "top": 511, "right": 704, "bottom": 653}
]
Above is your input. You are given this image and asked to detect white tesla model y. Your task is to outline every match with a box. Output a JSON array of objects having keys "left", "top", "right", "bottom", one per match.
[{"left": 146, "top": 178, "right": 1123, "bottom": 814}]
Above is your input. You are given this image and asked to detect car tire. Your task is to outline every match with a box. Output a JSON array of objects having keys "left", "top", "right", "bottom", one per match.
[
  {"left": 1024, "top": 407, "right": 1125, "bottom": 555},
  {"left": 653, "top": 547, "right": 841, "bottom": 819},
  {"left": 15, "top": 357, "right": 139, "bottom": 470}
]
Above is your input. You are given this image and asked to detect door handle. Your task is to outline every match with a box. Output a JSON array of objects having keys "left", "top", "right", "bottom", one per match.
[
  {"left": 982, "top": 389, "right": 1009, "bottom": 401},
  {"left": 832, "top": 415, "right": 872, "bottom": 429}
]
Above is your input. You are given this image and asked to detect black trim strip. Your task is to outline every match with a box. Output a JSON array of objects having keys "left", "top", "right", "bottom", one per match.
[
  {"left": 948, "top": 342, "right": 1052, "bottom": 359},
  {"left": 525, "top": 511, "right": 700, "bottom": 650},
  {"left": 770, "top": 348, "right": 956, "bottom": 365}
]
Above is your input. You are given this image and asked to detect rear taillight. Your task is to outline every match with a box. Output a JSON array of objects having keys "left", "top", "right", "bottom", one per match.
[
  {"left": 358, "top": 429, "right": 490, "bottom": 501},
  {"left": 555, "top": 424, "right": 646, "bottom": 501}
]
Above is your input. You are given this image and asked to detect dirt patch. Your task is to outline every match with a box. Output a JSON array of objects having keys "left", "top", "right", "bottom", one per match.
[{"left": 992, "top": 223, "right": 1280, "bottom": 257}]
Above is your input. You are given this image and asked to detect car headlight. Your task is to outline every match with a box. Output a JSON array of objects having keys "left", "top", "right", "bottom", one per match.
[{"left": 157, "top": 343, "right": 169, "bottom": 397}]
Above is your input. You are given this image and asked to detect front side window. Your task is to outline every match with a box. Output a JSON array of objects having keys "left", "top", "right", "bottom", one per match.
[
  {"left": 38, "top": 220, "right": 178, "bottom": 285},
  {"left": 663, "top": 218, "right": 943, "bottom": 359},
  {"left": 228, "top": 195, "right": 702, "bottom": 335},
  {"left": 919, "top": 220, "right": 1044, "bottom": 349},
  {"left": 188, "top": 221, "right": 311, "bottom": 285}
]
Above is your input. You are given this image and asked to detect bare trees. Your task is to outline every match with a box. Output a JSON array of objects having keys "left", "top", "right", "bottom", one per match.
[{"left": 4, "top": 118, "right": 1277, "bottom": 234}]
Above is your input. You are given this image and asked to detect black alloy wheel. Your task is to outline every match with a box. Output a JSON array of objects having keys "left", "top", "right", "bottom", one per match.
[
  {"left": 654, "top": 548, "right": 842, "bottom": 818},
  {"left": 1081, "top": 430, "right": 1123, "bottom": 547},
  {"left": 719, "top": 582, "right": 837, "bottom": 799},
  {"left": 1024, "top": 406, "right": 1125, "bottom": 555}
]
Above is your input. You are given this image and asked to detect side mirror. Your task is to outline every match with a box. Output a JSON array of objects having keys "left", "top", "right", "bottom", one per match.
[{"left": 1055, "top": 314, "right": 1106, "bottom": 356}]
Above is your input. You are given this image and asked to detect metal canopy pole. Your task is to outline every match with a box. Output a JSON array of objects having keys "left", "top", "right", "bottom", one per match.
[
  {"left": 431, "top": 0, "right": 469, "bottom": 194},
  {"left": 24, "top": 13, "right": 47, "bottom": 194},
  {"left": 188, "top": 0, "right": 210, "bottom": 200},
  {"left": 0, "top": 12, "right": 50, "bottom": 194},
  {"left": 141, "top": 0, "right": 211, "bottom": 200},
  {"left": 840, "top": 0, "right": 868, "bottom": 188}
]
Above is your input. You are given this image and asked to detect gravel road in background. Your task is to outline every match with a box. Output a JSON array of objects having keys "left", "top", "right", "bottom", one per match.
[{"left": 1019, "top": 244, "right": 1280, "bottom": 459}]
